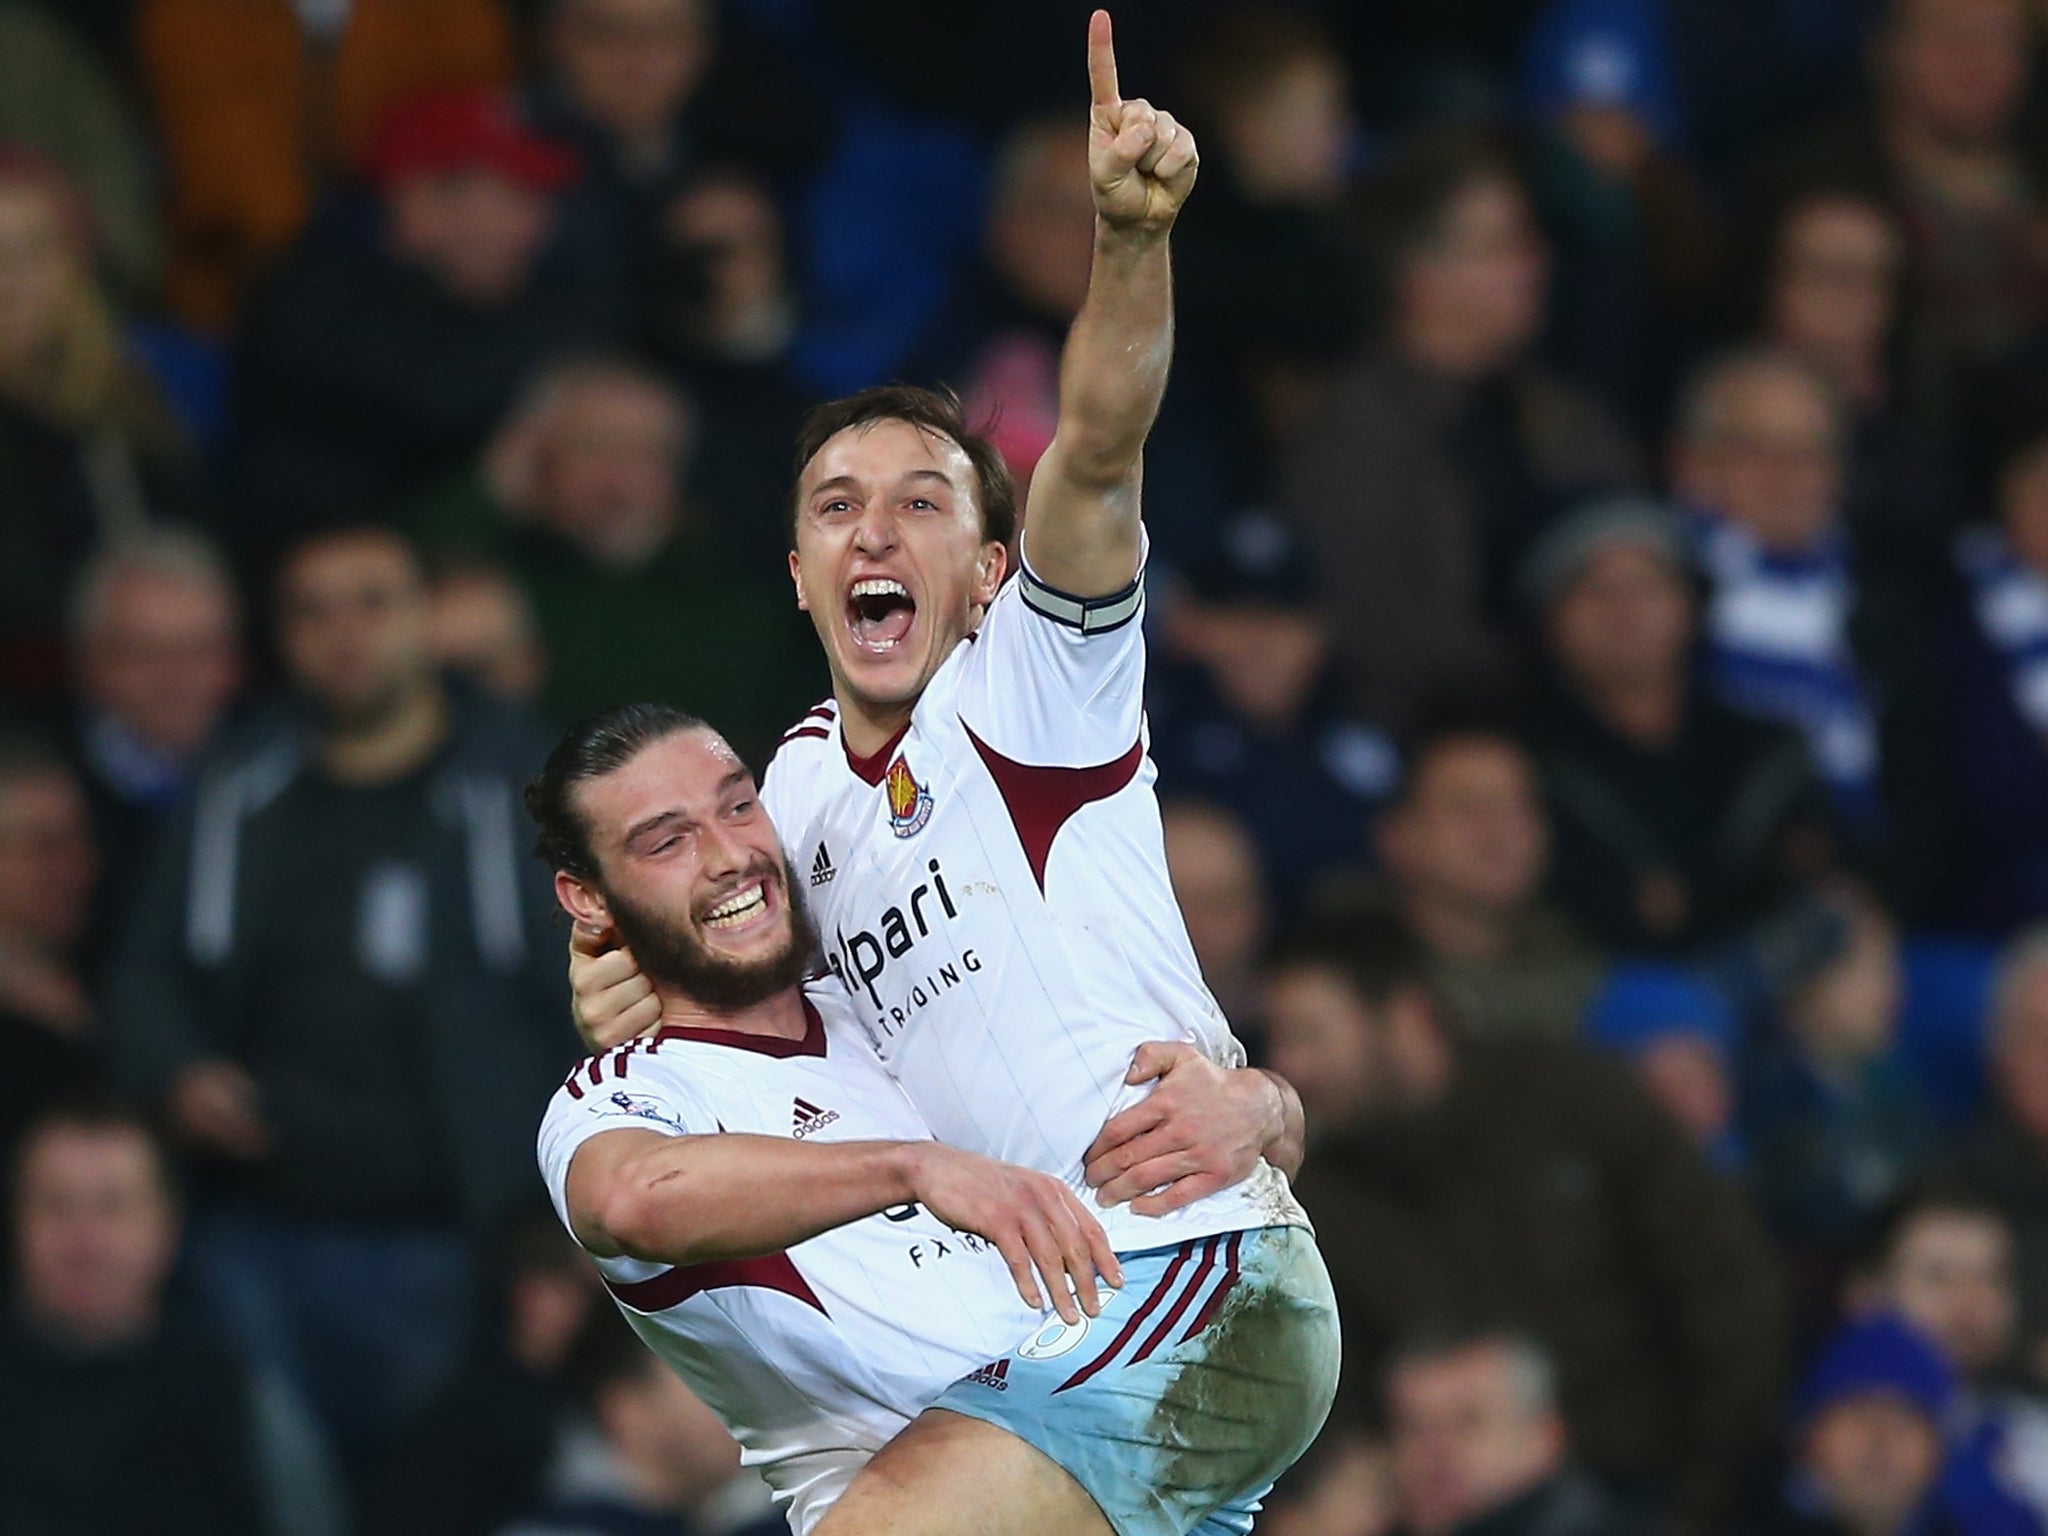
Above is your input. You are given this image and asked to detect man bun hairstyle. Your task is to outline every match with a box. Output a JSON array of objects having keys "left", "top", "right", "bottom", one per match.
[
  {"left": 790, "top": 383, "right": 1018, "bottom": 550},
  {"left": 525, "top": 702, "right": 711, "bottom": 882}
]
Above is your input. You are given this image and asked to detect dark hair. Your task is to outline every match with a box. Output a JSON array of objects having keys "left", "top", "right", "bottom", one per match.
[
  {"left": 790, "top": 384, "right": 1018, "bottom": 549},
  {"left": 1178, "top": 4, "right": 1342, "bottom": 120},
  {"left": 12, "top": 1095, "right": 178, "bottom": 1208},
  {"left": 564, "top": 1304, "right": 665, "bottom": 1409},
  {"left": 274, "top": 522, "right": 426, "bottom": 597},
  {"left": 1356, "top": 126, "right": 1525, "bottom": 288},
  {"left": 1850, "top": 1177, "right": 2012, "bottom": 1280},
  {"left": 525, "top": 702, "right": 710, "bottom": 882},
  {"left": 0, "top": 729, "right": 74, "bottom": 796},
  {"left": 1264, "top": 903, "right": 1435, "bottom": 1010},
  {"left": 1391, "top": 699, "right": 1531, "bottom": 808}
]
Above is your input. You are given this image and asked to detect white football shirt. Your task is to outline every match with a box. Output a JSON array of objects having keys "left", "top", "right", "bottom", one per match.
[
  {"left": 537, "top": 993, "right": 1045, "bottom": 1535},
  {"left": 763, "top": 548, "right": 1307, "bottom": 1256}
]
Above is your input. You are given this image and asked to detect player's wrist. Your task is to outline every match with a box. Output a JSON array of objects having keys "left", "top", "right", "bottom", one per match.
[{"left": 889, "top": 1140, "right": 937, "bottom": 1206}]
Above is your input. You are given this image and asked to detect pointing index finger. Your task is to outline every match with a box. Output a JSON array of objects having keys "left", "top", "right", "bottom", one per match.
[{"left": 1088, "top": 9, "right": 1120, "bottom": 109}]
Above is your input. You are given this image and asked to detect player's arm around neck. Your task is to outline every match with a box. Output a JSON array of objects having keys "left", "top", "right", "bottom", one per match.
[
  {"left": 565, "top": 1130, "right": 1122, "bottom": 1324},
  {"left": 1022, "top": 10, "right": 1197, "bottom": 601}
]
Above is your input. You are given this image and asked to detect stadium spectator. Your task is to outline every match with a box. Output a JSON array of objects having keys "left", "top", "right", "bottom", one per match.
[
  {"left": 1371, "top": 716, "right": 1604, "bottom": 1044},
  {"left": 1268, "top": 910, "right": 1785, "bottom": 1528},
  {"left": 1169, "top": 7, "right": 1366, "bottom": 456},
  {"left": 416, "top": 353, "right": 816, "bottom": 758},
  {"left": 1521, "top": 496, "right": 1835, "bottom": 955},
  {"left": 1744, "top": 887, "right": 1940, "bottom": 1269},
  {"left": 1672, "top": 348, "right": 1924, "bottom": 847},
  {"left": 229, "top": 86, "right": 615, "bottom": 550},
  {"left": 1162, "top": 799, "right": 1272, "bottom": 1040},
  {"left": 640, "top": 169, "right": 814, "bottom": 567},
  {"left": 1849, "top": 1185, "right": 2048, "bottom": 1526},
  {"left": 1280, "top": 128, "right": 1641, "bottom": 730},
  {"left": 1263, "top": 1429, "right": 1398, "bottom": 1536},
  {"left": 0, "top": 739, "right": 101, "bottom": 1164},
  {"left": 429, "top": 564, "right": 549, "bottom": 709},
  {"left": 1765, "top": 0, "right": 2048, "bottom": 433},
  {"left": 0, "top": 1101, "right": 266, "bottom": 1536},
  {"left": 106, "top": 526, "right": 574, "bottom": 1464},
  {"left": 0, "top": 3, "right": 160, "bottom": 301},
  {"left": 1959, "top": 931, "right": 2048, "bottom": 1382},
  {"left": 533, "top": 0, "right": 716, "bottom": 246},
  {"left": 497, "top": 1306, "right": 781, "bottom": 1536},
  {"left": 531, "top": 0, "right": 821, "bottom": 324},
  {"left": 1585, "top": 965, "right": 1745, "bottom": 1167},
  {"left": 1752, "top": 186, "right": 1962, "bottom": 831},
  {"left": 363, "top": 1207, "right": 602, "bottom": 1536},
  {"left": 1941, "top": 422, "right": 2048, "bottom": 931},
  {"left": 137, "top": 0, "right": 514, "bottom": 332},
  {"left": 1386, "top": 1331, "right": 1641, "bottom": 1536},
  {"left": 0, "top": 150, "right": 190, "bottom": 705},
  {"left": 1766, "top": 1313, "right": 2015, "bottom": 1536},
  {"left": 1149, "top": 512, "right": 1397, "bottom": 902},
  {"left": 908, "top": 114, "right": 1094, "bottom": 488},
  {"left": 1520, "top": 0, "right": 1723, "bottom": 434},
  {"left": 61, "top": 529, "right": 242, "bottom": 933}
]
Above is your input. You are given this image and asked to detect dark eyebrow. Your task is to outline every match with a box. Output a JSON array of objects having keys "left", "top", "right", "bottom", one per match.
[
  {"left": 808, "top": 469, "right": 956, "bottom": 502},
  {"left": 623, "top": 809, "right": 690, "bottom": 849},
  {"left": 719, "top": 768, "right": 754, "bottom": 796}
]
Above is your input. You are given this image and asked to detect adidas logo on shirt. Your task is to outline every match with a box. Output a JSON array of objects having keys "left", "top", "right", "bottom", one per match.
[
  {"left": 792, "top": 1097, "right": 841, "bottom": 1139},
  {"left": 809, "top": 843, "right": 836, "bottom": 887}
]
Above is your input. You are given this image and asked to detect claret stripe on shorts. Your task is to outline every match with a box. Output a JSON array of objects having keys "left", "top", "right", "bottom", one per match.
[{"left": 1056, "top": 1236, "right": 1228, "bottom": 1392}]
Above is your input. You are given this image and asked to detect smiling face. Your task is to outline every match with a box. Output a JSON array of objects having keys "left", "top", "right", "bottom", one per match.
[
  {"left": 560, "top": 726, "right": 813, "bottom": 1011},
  {"left": 790, "top": 418, "right": 1008, "bottom": 724}
]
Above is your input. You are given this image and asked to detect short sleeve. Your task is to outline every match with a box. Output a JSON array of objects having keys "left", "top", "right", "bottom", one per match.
[
  {"left": 535, "top": 1053, "right": 718, "bottom": 1231},
  {"left": 953, "top": 532, "right": 1149, "bottom": 766}
]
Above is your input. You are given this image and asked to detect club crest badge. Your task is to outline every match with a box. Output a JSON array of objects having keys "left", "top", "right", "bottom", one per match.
[{"left": 884, "top": 754, "right": 934, "bottom": 838}]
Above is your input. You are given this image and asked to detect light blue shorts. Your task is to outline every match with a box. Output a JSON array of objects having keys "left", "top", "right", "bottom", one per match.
[{"left": 932, "top": 1225, "right": 1340, "bottom": 1536}]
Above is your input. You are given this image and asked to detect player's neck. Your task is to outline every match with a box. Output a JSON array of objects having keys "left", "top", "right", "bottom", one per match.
[
  {"left": 835, "top": 690, "right": 916, "bottom": 760},
  {"left": 658, "top": 984, "right": 810, "bottom": 1042}
]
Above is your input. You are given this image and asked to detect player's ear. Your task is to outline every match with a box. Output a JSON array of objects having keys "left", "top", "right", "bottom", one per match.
[
  {"left": 974, "top": 540, "right": 1009, "bottom": 606},
  {"left": 789, "top": 549, "right": 810, "bottom": 612},
  {"left": 555, "top": 870, "right": 611, "bottom": 930}
]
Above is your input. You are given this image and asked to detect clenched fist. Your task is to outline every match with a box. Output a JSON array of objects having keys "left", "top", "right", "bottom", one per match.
[{"left": 1087, "top": 10, "right": 1198, "bottom": 234}]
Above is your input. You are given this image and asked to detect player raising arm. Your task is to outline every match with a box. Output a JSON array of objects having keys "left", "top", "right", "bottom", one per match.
[
  {"left": 566, "top": 14, "right": 1338, "bottom": 1536},
  {"left": 1018, "top": 6, "right": 1194, "bottom": 604}
]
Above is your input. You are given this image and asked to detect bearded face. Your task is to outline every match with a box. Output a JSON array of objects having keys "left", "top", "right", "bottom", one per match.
[{"left": 603, "top": 851, "right": 819, "bottom": 1011}]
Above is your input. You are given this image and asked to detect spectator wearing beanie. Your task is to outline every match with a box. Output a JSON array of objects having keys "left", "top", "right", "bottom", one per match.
[
  {"left": 1772, "top": 1314, "right": 2036, "bottom": 1536},
  {"left": 1521, "top": 495, "right": 1836, "bottom": 957},
  {"left": 1521, "top": 0, "right": 1722, "bottom": 436},
  {"left": 1588, "top": 965, "right": 1745, "bottom": 1170}
]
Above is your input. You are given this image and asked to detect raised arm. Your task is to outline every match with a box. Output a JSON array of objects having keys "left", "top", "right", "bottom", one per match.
[
  {"left": 566, "top": 1128, "right": 1121, "bottom": 1325},
  {"left": 1021, "top": 9, "right": 1198, "bottom": 599}
]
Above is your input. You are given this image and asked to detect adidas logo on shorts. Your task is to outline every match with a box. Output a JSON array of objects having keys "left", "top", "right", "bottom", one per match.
[
  {"left": 792, "top": 1097, "right": 841, "bottom": 1139},
  {"left": 964, "top": 1359, "right": 1010, "bottom": 1391}
]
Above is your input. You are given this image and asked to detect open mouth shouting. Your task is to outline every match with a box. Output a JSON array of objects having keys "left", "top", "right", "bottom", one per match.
[{"left": 846, "top": 576, "right": 917, "bottom": 656}]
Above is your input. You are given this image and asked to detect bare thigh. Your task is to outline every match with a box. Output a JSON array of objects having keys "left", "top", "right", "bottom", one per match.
[{"left": 811, "top": 1408, "right": 1117, "bottom": 1536}]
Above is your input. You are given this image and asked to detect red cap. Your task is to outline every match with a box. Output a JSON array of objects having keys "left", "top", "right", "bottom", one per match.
[{"left": 366, "top": 88, "right": 580, "bottom": 192}]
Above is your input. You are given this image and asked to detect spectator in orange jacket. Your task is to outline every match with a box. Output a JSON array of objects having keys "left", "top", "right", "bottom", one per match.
[{"left": 137, "top": 0, "right": 514, "bottom": 332}]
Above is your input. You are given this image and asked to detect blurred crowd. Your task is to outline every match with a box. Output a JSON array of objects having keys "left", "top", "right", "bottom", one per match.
[{"left": 15, "top": 0, "right": 2048, "bottom": 1534}]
